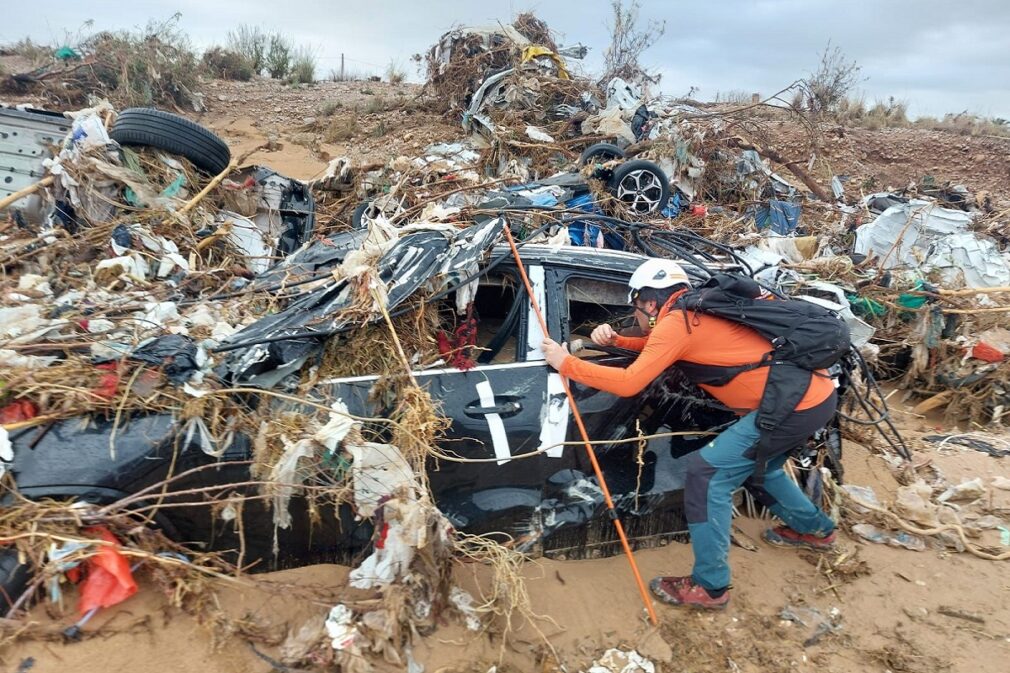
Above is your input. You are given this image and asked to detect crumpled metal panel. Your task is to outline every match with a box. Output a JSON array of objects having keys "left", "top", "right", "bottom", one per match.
[
  {"left": 0, "top": 106, "right": 70, "bottom": 221},
  {"left": 222, "top": 217, "right": 505, "bottom": 383}
]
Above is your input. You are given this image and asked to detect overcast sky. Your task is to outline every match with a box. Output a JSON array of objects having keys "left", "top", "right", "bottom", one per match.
[{"left": 4, "top": 0, "right": 1009, "bottom": 118}]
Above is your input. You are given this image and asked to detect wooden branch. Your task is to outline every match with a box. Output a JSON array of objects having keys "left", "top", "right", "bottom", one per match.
[
  {"left": 727, "top": 136, "right": 831, "bottom": 202},
  {"left": 0, "top": 175, "right": 56, "bottom": 211},
  {"left": 937, "top": 286, "right": 1010, "bottom": 296},
  {"left": 177, "top": 158, "right": 238, "bottom": 215}
]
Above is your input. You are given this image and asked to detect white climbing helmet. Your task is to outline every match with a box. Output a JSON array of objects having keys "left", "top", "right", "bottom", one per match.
[{"left": 628, "top": 258, "right": 690, "bottom": 302}]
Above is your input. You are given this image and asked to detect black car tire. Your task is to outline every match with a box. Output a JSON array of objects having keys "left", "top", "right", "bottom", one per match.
[
  {"left": 0, "top": 548, "right": 31, "bottom": 613},
  {"left": 579, "top": 142, "right": 626, "bottom": 166},
  {"left": 608, "top": 159, "right": 671, "bottom": 215},
  {"left": 110, "top": 108, "right": 232, "bottom": 175}
]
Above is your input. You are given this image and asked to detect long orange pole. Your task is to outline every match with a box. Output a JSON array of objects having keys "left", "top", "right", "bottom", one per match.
[{"left": 502, "top": 226, "right": 658, "bottom": 626}]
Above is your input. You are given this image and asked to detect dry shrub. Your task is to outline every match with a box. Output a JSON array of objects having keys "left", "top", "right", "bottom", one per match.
[
  {"left": 364, "top": 95, "right": 387, "bottom": 114},
  {"left": 319, "top": 100, "right": 342, "bottom": 116},
  {"left": 800, "top": 41, "right": 862, "bottom": 115},
  {"left": 601, "top": 0, "right": 666, "bottom": 86},
  {"left": 76, "top": 15, "right": 201, "bottom": 108},
  {"left": 203, "top": 46, "right": 254, "bottom": 81},
  {"left": 917, "top": 112, "right": 1010, "bottom": 137},
  {"left": 226, "top": 24, "right": 267, "bottom": 74},
  {"left": 265, "top": 34, "right": 291, "bottom": 79},
  {"left": 289, "top": 47, "right": 317, "bottom": 84},
  {"left": 714, "top": 89, "right": 752, "bottom": 105},
  {"left": 835, "top": 95, "right": 866, "bottom": 122},
  {"left": 0, "top": 17, "right": 202, "bottom": 108},
  {"left": 325, "top": 114, "right": 359, "bottom": 142},
  {"left": 7, "top": 37, "right": 53, "bottom": 65},
  {"left": 328, "top": 67, "right": 374, "bottom": 82},
  {"left": 838, "top": 96, "right": 911, "bottom": 130},
  {"left": 385, "top": 60, "right": 406, "bottom": 84}
]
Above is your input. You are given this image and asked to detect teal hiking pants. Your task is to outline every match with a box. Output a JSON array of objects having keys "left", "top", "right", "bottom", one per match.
[{"left": 684, "top": 391, "right": 837, "bottom": 591}]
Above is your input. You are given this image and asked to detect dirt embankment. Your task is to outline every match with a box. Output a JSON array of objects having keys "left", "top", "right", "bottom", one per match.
[
  {"left": 766, "top": 120, "right": 1010, "bottom": 203},
  {"left": 7, "top": 67, "right": 1007, "bottom": 205}
]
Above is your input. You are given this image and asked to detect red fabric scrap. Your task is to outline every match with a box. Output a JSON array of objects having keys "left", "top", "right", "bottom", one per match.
[
  {"left": 375, "top": 522, "right": 390, "bottom": 550},
  {"left": 972, "top": 342, "right": 1006, "bottom": 363},
  {"left": 436, "top": 315, "right": 478, "bottom": 371},
  {"left": 92, "top": 362, "right": 121, "bottom": 399},
  {"left": 77, "top": 526, "right": 138, "bottom": 615},
  {"left": 0, "top": 399, "right": 38, "bottom": 424}
]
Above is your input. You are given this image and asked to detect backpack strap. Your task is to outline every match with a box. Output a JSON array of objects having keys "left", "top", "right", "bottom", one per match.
[
  {"left": 675, "top": 352, "right": 773, "bottom": 387},
  {"left": 746, "top": 363, "right": 816, "bottom": 505}
]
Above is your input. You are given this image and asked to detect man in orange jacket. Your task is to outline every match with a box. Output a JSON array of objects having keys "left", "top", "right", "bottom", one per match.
[{"left": 541, "top": 258, "right": 838, "bottom": 610}]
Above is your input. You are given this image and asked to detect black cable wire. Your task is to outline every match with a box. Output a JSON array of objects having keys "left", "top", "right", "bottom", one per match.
[{"left": 835, "top": 349, "right": 911, "bottom": 459}]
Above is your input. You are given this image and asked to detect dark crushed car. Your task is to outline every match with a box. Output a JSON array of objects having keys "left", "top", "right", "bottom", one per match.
[{"left": 3, "top": 227, "right": 843, "bottom": 604}]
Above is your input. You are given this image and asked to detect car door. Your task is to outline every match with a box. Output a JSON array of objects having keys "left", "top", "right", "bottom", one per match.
[{"left": 323, "top": 263, "right": 561, "bottom": 540}]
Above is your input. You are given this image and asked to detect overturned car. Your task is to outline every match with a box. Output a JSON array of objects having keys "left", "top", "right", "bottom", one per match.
[{"left": 3, "top": 211, "right": 846, "bottom": 608}]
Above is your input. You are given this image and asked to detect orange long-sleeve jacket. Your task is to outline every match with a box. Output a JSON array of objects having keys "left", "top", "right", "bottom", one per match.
[{"left": 559, "top": 293, "right": 835, "bottom": 414}]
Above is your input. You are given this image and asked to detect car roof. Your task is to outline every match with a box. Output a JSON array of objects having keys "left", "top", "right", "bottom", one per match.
[
  {"left": 490, "top": 243, "right": 737, "bottom": 278},
  {"left": 495, "top": 243, "right": 645, "bottom": 273}
]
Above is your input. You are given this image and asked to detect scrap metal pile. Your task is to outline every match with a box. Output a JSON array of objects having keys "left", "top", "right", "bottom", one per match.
[{"left": 2, "top": 12, "right": 1010, "bottom": 667}]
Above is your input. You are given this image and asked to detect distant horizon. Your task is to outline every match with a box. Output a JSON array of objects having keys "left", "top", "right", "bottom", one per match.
[{"left": 4, "top": 1, "right": 1008, "bottom": 120}]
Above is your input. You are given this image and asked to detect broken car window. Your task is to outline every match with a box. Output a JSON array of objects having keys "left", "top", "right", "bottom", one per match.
[
  {"left": 564, "top": 275, "right": 635, "bottom": 357},
  {"left": 434, "top": 273, "right": 521, "bottom": 366}
]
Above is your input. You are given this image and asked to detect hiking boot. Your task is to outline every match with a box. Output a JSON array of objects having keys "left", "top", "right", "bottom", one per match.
[
  {"left": 762, "top": 525, "right": 837, "bottom": 551},
  {"left": 649, "top": 576, "right": 730, "bottom": 610}
]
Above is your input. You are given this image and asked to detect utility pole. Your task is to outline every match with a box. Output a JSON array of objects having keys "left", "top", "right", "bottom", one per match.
[{"left": 340, "top": 53, "right": 345, "bottom": 81}]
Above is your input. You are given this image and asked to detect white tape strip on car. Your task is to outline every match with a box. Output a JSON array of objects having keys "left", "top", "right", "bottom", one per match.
[
  {"left": 526, "top": 264, "right": 546, "bottom": 361},
  {"left": 538, "top": 372, "right": 569, "bottom": 458},
  {"left": 475, "top": 379, "right": 512, "bottom": 465}
]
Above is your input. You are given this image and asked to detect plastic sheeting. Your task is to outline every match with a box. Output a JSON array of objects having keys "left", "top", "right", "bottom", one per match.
[
  {"left": 77, "top": 526, "right": 138, "bottom": 615},
  {"left": 753, "top": 200, "right": 802, "bottom": 235},
  {"left": 854, "top": 199, "right": 1010, "bottom": 288},
  {"left": 223, "top": 217, "right": 505, "bottom": 384},
  {"left": 347, "top": 442, "right": 426, "bottom": 589}
]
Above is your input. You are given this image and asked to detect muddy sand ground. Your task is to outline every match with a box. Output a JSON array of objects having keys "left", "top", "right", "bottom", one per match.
[{"left": 6, "top": 400, "right": 1010, "bottom": 673}]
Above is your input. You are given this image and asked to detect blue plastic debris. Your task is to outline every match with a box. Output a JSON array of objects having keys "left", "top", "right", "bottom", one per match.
[
  {"left": 661, "top": 190, "right": 683, "bottom": 218},
  {"left": 753, "top": 200, "right": 802, "bottom": 235}
]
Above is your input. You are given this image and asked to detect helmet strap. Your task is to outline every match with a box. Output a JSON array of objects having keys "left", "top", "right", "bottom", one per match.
[{"left": 633, "top": 303, "right": 659, "bottom": 327}]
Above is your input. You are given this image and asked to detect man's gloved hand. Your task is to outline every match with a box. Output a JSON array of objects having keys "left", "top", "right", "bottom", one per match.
[
  {"left": 590, "top": 323, "right": 618, "bottom": 347},
  {"left": 540, "top": 337, "right": 570, "bottom": 370}
]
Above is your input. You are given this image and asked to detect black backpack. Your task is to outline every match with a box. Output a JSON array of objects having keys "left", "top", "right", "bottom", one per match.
[{"left": 671, "top": 273, "right": 851, "bottom": 499}]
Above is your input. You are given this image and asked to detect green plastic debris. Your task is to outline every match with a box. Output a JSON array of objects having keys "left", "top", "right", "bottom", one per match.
[
  {"left": 847, "top": 295, "right": 886, "bottom": 318},
  {"left": 896, "top": 293, "right": 927, "bottom": 309},
  {"left": 323, "top": 452, "right": 352, "bottom": 481},
  {"left": 897, "top": 281, "right": 930, "bottom": 310},
  {"left": 54, "top": 46, "right": 81, "bottom": 61},
  {"left": 160, "top": 173, "right": 187, "bottom": 198}
]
